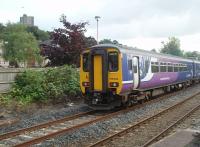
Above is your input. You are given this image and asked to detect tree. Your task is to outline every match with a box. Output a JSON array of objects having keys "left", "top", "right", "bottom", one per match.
[
  {"left": 0, "top": 24, "right": 5, "bottom": 43},
  {"left": 151, "top": 49, "right": 157, "bottom": 52},
  {"left": 99, "top": 39, "right": 113, "bottom": 44},
  {"left": 84, "top": 36, "right": 97, "bottom": 47},
  {"left": 113, "top": 40, "right": 119, "bottom": 44},
  {"left": 99, "top": 39, "right": 121, "bottom": 45},
  {"left": 2, "top": 23, "right": 41, "bottom": 67},
  {"left": 0, "top": 23, "right": 5, "bottom": 37},
  {"left": 160, "top": 37, "right": 183, "bottom": 57},
  {"left": 26, "top": 26, "right": 49, "bottom": 41},
  {"left": 184, "top": 51, "right": 200, "bottom": 60},
  {"left": 40, "top": 15, "right": 96, "bottom": 66}
]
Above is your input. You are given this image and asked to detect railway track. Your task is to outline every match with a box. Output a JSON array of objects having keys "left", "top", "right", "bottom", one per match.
[
  {"left": 0, "top": 119, "right": 19, "bottom": 128},
  {"left": 89, "top": 92, "right": 200, "bottom": 147},
  {"left": 0, "top": 110, "right": 97, "bottom": 146},
  {"left": 0, "top": 87, "right": 194, "bottom": 147}
]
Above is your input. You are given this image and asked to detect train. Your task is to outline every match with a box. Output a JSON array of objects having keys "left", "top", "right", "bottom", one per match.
[{"left": 80, "top": 44, "right": 200, "bottom": 110}]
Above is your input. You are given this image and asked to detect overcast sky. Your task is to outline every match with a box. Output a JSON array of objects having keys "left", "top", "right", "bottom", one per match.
[{"left": 1, "top": 0, "right": 200, "bottom": 52}]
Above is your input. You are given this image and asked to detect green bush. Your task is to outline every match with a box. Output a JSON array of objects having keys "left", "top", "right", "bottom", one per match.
[{"left": 6, "top": 65, "right": 80, "bottom": 105}]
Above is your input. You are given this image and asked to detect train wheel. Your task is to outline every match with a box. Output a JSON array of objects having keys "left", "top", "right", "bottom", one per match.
[{"left": 145, "top": 91, "right": 153, "bottom": 100}]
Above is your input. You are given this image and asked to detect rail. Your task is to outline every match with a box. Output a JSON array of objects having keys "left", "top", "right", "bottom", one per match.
[
  {"left": 89, "top": 92, "right": 200, "bottom": 147},
  {"left": 0, "top": 89, "right": 192, "bottom": 147}
]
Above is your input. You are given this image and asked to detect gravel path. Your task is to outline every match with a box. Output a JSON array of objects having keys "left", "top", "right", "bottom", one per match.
[{"left": 37, "top": 84, "right": 200, "bottom": 147}]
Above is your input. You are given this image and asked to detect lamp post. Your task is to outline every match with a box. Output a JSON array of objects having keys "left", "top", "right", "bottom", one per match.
[{"left": 95, "top": 16, "right": 100, "bottom": 44}]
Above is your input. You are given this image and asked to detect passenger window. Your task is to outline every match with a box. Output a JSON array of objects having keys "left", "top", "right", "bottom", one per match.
[
  {"left": 160, "top": 63, "right": 167, "bottom": 72},
  {"left": 145, "top": 60, "right": 149, "bottom": 73},
  {"left": 180, "top": 64, "right": 184, "bottom": 72},
  {"left": 128, "top": 59, "right": 132, "bottom": 70},
  {"left": 108, "top": 52, "right": 118, "bottom": 72},
  {"left": 184, "top": 66, "right": 187, "bottom": 71},
  {"left": 133, "top": 61, "right": 138, "bottom": 73},
  {"left": 151, "top": 62, "right": 159, "bottom": 73},
  {"left": 168, "top": 63, "right": 173, "bottom": 72},
  {"left": 83, "top": 53, "right": 89, "bottom": 72},
  {"left": 184, "top": 64, "right": 187, "bottom": 71},
  {"left": 174, "top": 64, "right": 179, "bottom": 72}
]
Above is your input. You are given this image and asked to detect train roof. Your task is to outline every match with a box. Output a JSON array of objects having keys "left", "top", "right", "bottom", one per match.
[{"left": 90, "top": 44, "right": 199, "bottom": 63}]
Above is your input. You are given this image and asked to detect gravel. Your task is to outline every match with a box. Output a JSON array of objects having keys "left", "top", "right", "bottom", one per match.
[
  {"left": 174, "top": 105, "right": 200, "bottom": 147},
  {"left": 37, "top": 84, "right": 200, "bottom": 147},
  {"left": 0, "top": 103, "right": 91, "bottom": 134},
  {"left": 106, "top": 93, "right": 200, "bottom": 147},
  {"left": 1, "top": 84, "right": 200, "bottom": 147},
  {"left": 189, "top": 117, "right": 200, "bottom": 131},
  {"left": 146, "top": 96, "right": 200, "bottom": 147},
  {"left": 172, "top": 100, "right": 200, "bottom": 132}
]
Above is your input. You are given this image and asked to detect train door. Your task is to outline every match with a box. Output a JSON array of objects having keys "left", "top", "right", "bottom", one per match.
[
  {"left": 93, "top": 55, "right": 103, "bottom": 91},
  {"left": 132, "top": 56, "right": 140, "bottom": 89}
]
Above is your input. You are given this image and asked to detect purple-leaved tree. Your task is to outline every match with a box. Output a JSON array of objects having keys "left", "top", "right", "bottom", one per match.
[{"left": 40, "top": 15, "right": 97, "bottom": 67}]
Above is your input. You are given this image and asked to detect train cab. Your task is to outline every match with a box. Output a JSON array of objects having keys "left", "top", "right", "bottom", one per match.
[{"left": 80, "top": 45, "right": 123, "bottom": 109}]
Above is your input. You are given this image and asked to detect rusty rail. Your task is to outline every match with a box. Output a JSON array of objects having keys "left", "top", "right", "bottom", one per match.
[
  {"left": 0, "top": 110, "right": 95, "bottom": 140},
  {"left": 1, "top": 89, "right": 185, "bottom": 147},
  {"left": 13, "top": 90, "right": 185, "bottom": 147},
  {"left": 89, "top": 92, "right": 200, "bottom": 147},
  {"left": 0, "top": 119, "right": 19, "bottom": 128},
  {"left": 142, "top": 102, "right": 200, "bottom": 147}
]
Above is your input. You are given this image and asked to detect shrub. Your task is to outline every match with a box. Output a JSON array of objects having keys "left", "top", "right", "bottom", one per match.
[{"left": 6, "top": 65, "right": 80, "bottom": 105}]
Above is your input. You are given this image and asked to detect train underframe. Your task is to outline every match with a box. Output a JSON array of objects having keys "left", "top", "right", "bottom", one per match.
[{"left": 84, "top": 79, "right": 200, "bottom": 110}]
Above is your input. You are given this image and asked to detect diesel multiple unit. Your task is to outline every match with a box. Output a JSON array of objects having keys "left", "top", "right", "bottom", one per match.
[{"left": 80, "top": 44, "right": 200, "bottom": 110}]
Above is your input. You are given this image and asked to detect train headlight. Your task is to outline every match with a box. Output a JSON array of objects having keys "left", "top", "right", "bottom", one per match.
[
  {"left": 82, "top": 82, "right": 90, "bottom": 87},
  {"left": 109, "top": 82, "right": 119, "bottom": 87}
]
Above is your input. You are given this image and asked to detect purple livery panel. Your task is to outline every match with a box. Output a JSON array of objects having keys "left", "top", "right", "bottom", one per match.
[
  {"left": 120, "top": 53, "right": 193, "bottom": 94},
  {"left": 139, "top": 72, "right": 178, "bottom": 89}
]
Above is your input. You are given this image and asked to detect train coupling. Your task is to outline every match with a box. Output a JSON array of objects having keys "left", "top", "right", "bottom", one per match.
[{"left": 92, "top": 93, "right": 103, "bottom": 104}]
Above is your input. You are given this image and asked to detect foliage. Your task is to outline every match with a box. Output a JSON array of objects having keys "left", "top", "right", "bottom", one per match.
[
  {"left": 0, "top": 23, "right": 5, "bottom": 39},
  {"left": 84, "top": 36, "right": 97, "bottom": 47},
  {"left": 151, "top": 49, "right": 157, "bottom": 52},
  {"left": 26, "top": 26, "right": 50, "bottom": 41},
  {"left": 1, "top": 23, "right": 41, "bottom": 67},
  {"left": 184, "top": 51, "right": 200, "bottom": 60},
  {"left": 99, "top": 38, "right": 121, "bottom": 45},
  {"left": 160, "top": 37, "right": 183, "bottom": 57},
  {"left": 11, "top": 70, "right": 45, "bottom": 104},
  {"left": 6, "top": 65, "right": 80, "bottom": 105},
  {"left": 40, "top": 15, "right": 97, "bottom": 67}
]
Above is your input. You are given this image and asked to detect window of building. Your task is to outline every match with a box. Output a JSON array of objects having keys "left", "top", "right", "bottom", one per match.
[
  {"left": 151, "top": 62, "right": 159, "bottom": 73},
  {"left": 108, "top": 52, "right": 118, "bottom": 72},
  {"left": 83, "top": 53, "right": 89, "bottom": 72}
]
